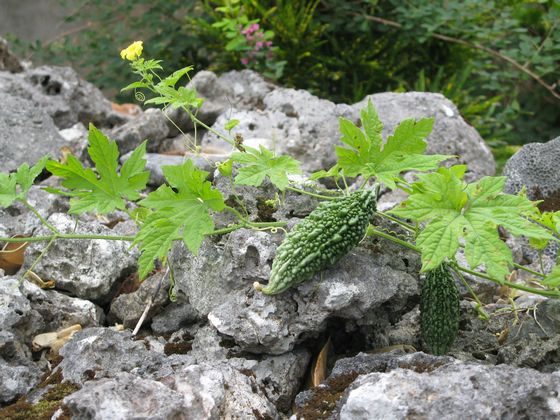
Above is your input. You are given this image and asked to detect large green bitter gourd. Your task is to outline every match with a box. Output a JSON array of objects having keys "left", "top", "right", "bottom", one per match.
[
  {"left": 255, "top": 190, "right": 376, "bottom": 295},
  {"left": 420, "top": 263, "right": 460, "bottom": 355}
]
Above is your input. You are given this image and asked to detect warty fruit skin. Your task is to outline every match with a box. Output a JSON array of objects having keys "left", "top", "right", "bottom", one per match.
[
  {"left": 420, "top": 263, "right": 460, "bottom": 355},
  {"left": 257, "top": 190, "right": 376, "bottom": 295}
]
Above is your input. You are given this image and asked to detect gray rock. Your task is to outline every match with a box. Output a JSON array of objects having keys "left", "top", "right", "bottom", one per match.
[
  {"left": 0, "top": 278, "right": 43, "bottom": 341},
  {"left": 58, "top": 122, "right": 89, "bottom": 158},
  {"left": 0, "top": 278, "right": 44, "bottom": 403},
  {"left": 150, "top": 296, "right": 199, "bottom": 335},
  {"left": 109, "top": 108, "right": 170, "bottom": 155},
  {"left": 339, "top": 359, "right": 560, "bottom": 419},
  {"left": 0, "top": 37, "right": 24, "bottom": 73},
  {"left": 24, "top": 213, "right": 137, "bottom": 302},
  {"left": 62, "top": 372, "right": 188, "bottom": 420},
  {"left": 0, "top": 358, "right": 42, "bottom": 404},
  {"left": 179, "top": 223, "right": 420, "bottom": 354},
  {"left": 230, "top": 349, "right": 311, "bottom": 413},
  {"left": 503, "top": 136, "right": 560, "bottom": 211},
  {"left": 203, "top": 108, "right": 292, "bottom": 151},
  {"left": 189, "top": 324, "right": 311, "bottom": 412},
  {"left": 165, "top": 70, "right": 234, "bottom": 136},
  {"left": 0, "top": 185, "right": 67, "bottom": 240},
  {"left": 109, "top": 271, "right": 169, "bottom": 328},
  {"left": 204, "top": 90, "right": 357, "bottom": 175},
  {"left": 0, "top": 94, "right": 66, "bottom": 172},
  {"left": 160, "top": 362, "right": 279, "bottom": 419},
  {"left": 23, "top": 281, "right": 104, "bottom": 331},
  {"left": 353, "top": 92, "right": 496, "bottom": 181},
  {"left": 218, "top": 69, "right": 275, "bottom": 110},
  {"left": 172, "top": 228, "right": 279, "bottom": 317},
  {"left": 58, "top": 327, "right": 163, "bottom": 384},
  {"left": 497, "top": 299, "right": 560, "bottom": 370},
  {"left": 62, "top": 356, "right": 278, "bottom": 419},
  {"left": 24, "top": 66, "right": 114, "bottom": 129}
]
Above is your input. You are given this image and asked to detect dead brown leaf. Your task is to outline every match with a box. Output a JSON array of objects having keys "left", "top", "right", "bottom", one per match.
[{"left": 0, "top": 235, "right": 28, "bottom": 275}]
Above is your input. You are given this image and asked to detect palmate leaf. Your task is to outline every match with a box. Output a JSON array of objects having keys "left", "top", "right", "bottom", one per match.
[
  {"left": 335, "top": 100, "right": 450, "bottom": 189},
  {"left": 231, "top": 145, "right": 302, "bottom": 191},
  {"left": 391, "top": 166, "right": 554, "bottom": 281},
  {"left": 46, "top": 123, "right": 149, "bottom": 214},
  {"left": 134, "top": 159, "right": 225, "bottom": 278},
  {"left": 0, "top": 157, "right": 49, "bottom": 208},
  {"left": 0, "top": 173, "right": 17, "bottom": 207}
]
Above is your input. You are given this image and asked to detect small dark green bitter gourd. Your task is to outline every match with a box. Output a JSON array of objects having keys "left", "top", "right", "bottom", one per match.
[
  {"left": 254, "top": 190, "right": 376, "bottom": 295},
  {"left": 420, "top": 263, "right": 460, "bottom": 355}
]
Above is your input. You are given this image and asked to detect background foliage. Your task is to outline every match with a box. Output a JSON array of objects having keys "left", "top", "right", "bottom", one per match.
[{"left": 8, "top": 0, "right": 560, "bottom": 170}]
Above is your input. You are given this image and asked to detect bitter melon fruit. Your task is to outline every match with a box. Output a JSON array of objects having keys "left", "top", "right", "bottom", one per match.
[
  {"left": 420, "top": 263, "right": 460, "bottom": 355},
  {"left": 254, "top": 190, "right": 376, "bottom": 295}
]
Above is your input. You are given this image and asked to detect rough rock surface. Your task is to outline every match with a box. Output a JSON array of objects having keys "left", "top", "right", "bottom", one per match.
[
  {"left": 23, "top": 282, "right": 104, "bottom": 331},
  {"left": 171, "top": 218, "right": 420, "bottom": 354},
  {"left": 57, "top": 327, "right": 165, "bottom": 384},
  {"left": 504, "top": 136, "right": 560, "bottom": 211},
  {"left": 110, "top": 108, "right": 170, "bottom": 154},
  {"left": 24, "top": 213, "right": 137, "bottom": 302},
  {"left": 0, "top": 94, "right": 67, "bottom": 172},
  {"left": 295, "top": 351, "right": 560, "bottom": 419},
  {"left": 150, "top": 295, "right": 199, "bottom": 335},
  {"left": 62, "top": 372, "right": 189, "bottom": 419},
  {"left": 0, "top": 186, "right": 67, "bottom": 239},
  {"left": 0, "top": 279, "right": 44, "bottom": 403},
  {"left": 340, "top": 357, "right": 560, "bottom": 419},
  {"left": 109, "top": 271, "right": 169, "bottom": 328},
  {"left": 24, "top": 66, "right": 115, "bottom": 129}
]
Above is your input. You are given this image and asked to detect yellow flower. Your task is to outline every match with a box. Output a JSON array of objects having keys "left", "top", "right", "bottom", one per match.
[{"left": 120, "top": 41, "right": 143, "bottom": 61}]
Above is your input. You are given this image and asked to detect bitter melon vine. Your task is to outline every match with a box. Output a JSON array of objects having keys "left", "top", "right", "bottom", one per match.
[{"left": 2, "top": 44, "right": 560, "bottom": 356}]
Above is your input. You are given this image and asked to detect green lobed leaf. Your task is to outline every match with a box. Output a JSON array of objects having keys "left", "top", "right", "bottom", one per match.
[
  {"left": 134, "top": 159, "right": 225, "bottom": 278},
  {"left": 46, "top": 124, "right": 149, "bottom": 214},
  {"left": 0, "top": 173, "right": 17, "bottom": 208},
  {"left": 391, "top": 166, "right": 554, "bottom": 281},
  {"left": 231, "top": 145, "right": 302, "bottom": 191},
  {"left": 335, "top": 100, "right": 448, "bottom": 187},
  {"left": 543, "top": 264, "right": 560, "bottom": 288},
  {"left": 0, "top": 157, "right": 49, "bottom": 207},
  {"left": 224, "top": 119, "right": 240, "bottom": 131},
  {"left": 310, "top": 164, "right": 341, "bottom": 181}
]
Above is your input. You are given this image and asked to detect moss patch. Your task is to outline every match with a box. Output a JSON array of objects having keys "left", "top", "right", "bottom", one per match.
[
  {"left": 0, "top": 382, "right": 79, "bottom": 420},
  {"left": 294, "top": 372, "right": 359, "bottom": 420}
]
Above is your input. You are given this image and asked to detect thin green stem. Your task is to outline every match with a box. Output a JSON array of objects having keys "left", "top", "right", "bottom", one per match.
[
  {"left": 285, "top": 186, "right": 339, "bottom": 200},
  {"left": 224, "top": 205, "right": 246, "bottom": 222},
  {"left": 187, "top": 110, "right": 235, "bottom": 146},
  {"left": 451, "top": 263, "right": 560, "bottom": 299},
  {"left": 0, "top": 234, "right": 135, "bottom": 243},
  {"left": 367, "top": 225, "right": 560, "bottom": 299},
  {"left": 451, "top": 264, "right": 490, "bottom": 320},
  {"left": 20, "top": 199, "right": 59, "bottom": 234},
  {"left": 208, "top": 221, "right": 284, "bottom": 236},
  {"left": 512, "top": 262, "right": 545, "bottom": 278},
  {"left": 19, "top": 235, "right": 57, "bottom": 285},
  {"left": 357, "top": 177, "right": 370, "bottom": 191},
  {"left": 375, "top": 211, "right": 417, "bottom": 233},
  {"left": 367, "top": 226, "right": 419, "bottom": 252}
]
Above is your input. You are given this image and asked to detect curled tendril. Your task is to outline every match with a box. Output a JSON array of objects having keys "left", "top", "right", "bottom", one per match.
[
  {"left": 252, "top": 226, "right": 285, "bottom": 234},
  {"left": 134, "top": 90, "right": 146, "bottom": 102}
]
